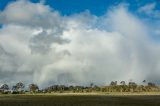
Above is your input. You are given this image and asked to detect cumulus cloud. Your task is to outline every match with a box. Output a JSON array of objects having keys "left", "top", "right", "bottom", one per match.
[
  {"left": 0, "top": 0, "right": 160, "bottom": 87},
  {"left": 0, "top": 0, "right": 62, "bottom": 29}
]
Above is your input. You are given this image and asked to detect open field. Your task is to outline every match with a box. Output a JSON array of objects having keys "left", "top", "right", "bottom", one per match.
[{"left": 0, "top": 93, "right": 160, "bottom": 106}]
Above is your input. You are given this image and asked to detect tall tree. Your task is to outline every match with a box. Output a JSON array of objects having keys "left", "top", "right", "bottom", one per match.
[
  {"left": 16, "top": 82, "right": 25, "bottom": 91},
  {"left": 120, "top": 81, "right": 126, "bottom": 85},
  {"left": 29, "top": 84, "right": 39, "bottom": 93},
  {"left": 0, "top": 84, "right": 9, "bottom": 91}
]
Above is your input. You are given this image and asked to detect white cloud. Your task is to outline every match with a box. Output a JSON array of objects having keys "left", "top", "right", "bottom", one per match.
[
  {"left": 0, "top": 0, "right": 62, "bottom": 29},
  {"left": 138, "top": 3, "right": 156, "bottom": 14},
  {"left": 138, "top": 2, "right": 160, "bottom": 19},
  {"left": 0, "top": 1, "right": 160, "bottom": 87}
]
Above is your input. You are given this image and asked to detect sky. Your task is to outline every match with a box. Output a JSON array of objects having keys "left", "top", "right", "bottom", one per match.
[
  {"left": 0, "top": 0, "right": 160, "bottom": 88},
  {"left": 0, "top": 0, "right": 160, "bottom": 15}
]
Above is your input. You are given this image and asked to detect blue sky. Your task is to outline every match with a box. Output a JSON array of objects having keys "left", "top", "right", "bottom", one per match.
[{"left": 0, "top": 0, "right": 159, "bottom": 16}]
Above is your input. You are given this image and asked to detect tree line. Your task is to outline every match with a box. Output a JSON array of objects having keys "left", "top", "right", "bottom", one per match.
[{"left": 0, "top": 80, "right": 159, "bottom": 94}]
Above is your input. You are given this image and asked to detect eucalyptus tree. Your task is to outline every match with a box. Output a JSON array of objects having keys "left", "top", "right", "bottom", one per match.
[
  {"left": 0, "top": 84, "right": 9, "bottom": 94},
  {"left": 29, "top": 84, "right": 39, "bottom": 93},
  {"left": 16, "top": 82, "right": 25, "bottom": 91}
]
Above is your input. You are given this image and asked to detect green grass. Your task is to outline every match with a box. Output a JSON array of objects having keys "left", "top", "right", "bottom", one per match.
[{"left": 0, "top": 94, "right": 160, "bottom": 106}]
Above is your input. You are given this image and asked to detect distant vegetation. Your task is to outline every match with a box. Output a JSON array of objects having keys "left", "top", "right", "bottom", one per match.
[{"left": 0, "top": 80, "right": 159, "bottom": 94}]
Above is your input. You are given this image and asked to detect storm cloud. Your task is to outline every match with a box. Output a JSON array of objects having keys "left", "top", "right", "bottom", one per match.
[{"left": 0, "top": 0, "right": 160, "bottom": 87}]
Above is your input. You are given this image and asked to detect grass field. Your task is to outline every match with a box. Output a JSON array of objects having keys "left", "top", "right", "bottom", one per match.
[{"left": 0, "top": 93, "right": 160, "bottom": 106}]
